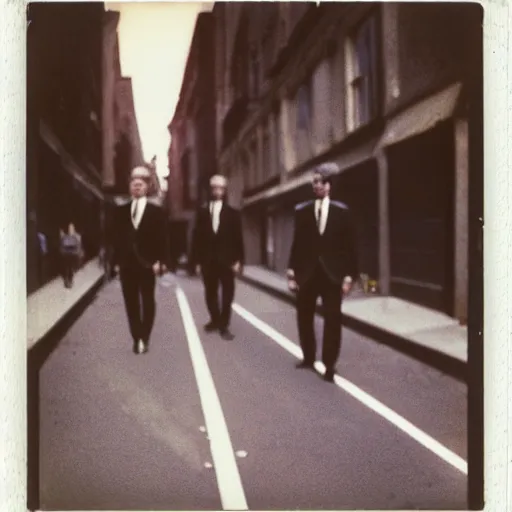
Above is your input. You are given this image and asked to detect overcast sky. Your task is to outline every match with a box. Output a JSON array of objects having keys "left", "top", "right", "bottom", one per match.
[{"left": 105, "top": 1, "right": 212, "bottom": 182}]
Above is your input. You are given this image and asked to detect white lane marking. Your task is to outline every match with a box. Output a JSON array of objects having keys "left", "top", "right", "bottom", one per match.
[
  {"left": 176, "top": 287, "right": 248, "bottom": 511},
  {"left": 232, "top": 302, "right": 468, "bottom": 475}
]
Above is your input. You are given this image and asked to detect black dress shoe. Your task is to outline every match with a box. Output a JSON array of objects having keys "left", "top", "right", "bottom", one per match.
[
  {"left": 204, "top": 321, "right": 219, "bottom": 332},
  {"left": 220, "top": 328, "right": 234, "bottom": 341},
  {"left": 296, "top": 361, "right": 314, "bottom": 370},
  {"left": 323, "top": 370, "right": 335, "bottom": 383}
]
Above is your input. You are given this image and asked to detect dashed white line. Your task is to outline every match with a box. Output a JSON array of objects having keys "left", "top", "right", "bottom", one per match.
[
  {"left": 232, "top": 302, "right": 468, "bottom": 475},
  {"left": 176, "top": 287, "right": 248, "bottom": 510}
]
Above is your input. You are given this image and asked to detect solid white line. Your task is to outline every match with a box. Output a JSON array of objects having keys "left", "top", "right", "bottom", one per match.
[
  {"left": 176, "top": 287, "right": 248, "bottom": 511},
  {"left": 232, "top": 302, "right": 468, "bottom": 476}
]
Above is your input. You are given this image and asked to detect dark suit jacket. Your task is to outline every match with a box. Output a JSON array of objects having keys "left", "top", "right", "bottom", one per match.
[
  {"left": 288, "top": 199, "right": 358, "bottom": 286},
  {"left": 111, "top": 200, "right": 171, "bottom": 270},
  {"left": 190, "top": 202, "right": 244, "bottom": 269}
]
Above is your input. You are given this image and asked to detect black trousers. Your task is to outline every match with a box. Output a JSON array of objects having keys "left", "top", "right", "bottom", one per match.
[
  {"left": 202, "top": 261, "right": 235, "bottom": 330},
  {"left": 296, "top": 264, "right": 343, "bottom": 370},
  {"left": 120, "top": 265, "right": 156, "bottom": 343},
  {"left": 61, "top": 253, "right": 76, "bottom": 286}
]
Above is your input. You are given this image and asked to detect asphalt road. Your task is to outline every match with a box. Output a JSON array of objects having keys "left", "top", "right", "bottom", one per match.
[{"left": 39, "top": 272, "right": 468, "bottom": 510}]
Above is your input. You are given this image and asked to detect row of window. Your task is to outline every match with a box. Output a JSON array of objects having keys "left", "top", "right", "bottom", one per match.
[{"left": 227, "top": 11, "right": 379, "bottom": 193}]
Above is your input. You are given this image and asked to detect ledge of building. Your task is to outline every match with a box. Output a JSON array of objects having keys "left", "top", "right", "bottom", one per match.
[
  {"left": 27, "top": 259, "right": 105, "bottom": 350},
  {"left": 238, "top": 265, "right": 467, "bottom": 381}
]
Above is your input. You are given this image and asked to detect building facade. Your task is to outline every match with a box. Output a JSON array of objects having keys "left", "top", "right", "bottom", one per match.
[
  {"left": 26, "top": 2, "right": 105, "bottom": 295},
  {"left": 112, "top": 76, "right": 145, "bottom": 198},
  {"left": 212, "top": 2, "right": 481, "bottom": 323},
  {"left": 166, "top": 12, "right": 216, "bottom": 263}
]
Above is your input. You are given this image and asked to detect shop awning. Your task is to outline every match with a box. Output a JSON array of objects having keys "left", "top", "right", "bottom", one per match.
[
  {"left": 39, "top": 119, "right": 104, "bottom": 200},
  {"left": 243, "top": 136, "right": 379, "bottom": 206},
  {"left": 376, "top": 82, "right": 463, "bottom": 149}
]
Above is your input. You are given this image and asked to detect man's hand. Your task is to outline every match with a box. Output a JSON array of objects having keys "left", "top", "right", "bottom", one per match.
[
  {"left": 288, "top": 279, "right": 299, "bottom": 292},
  {"left": 161, "top": 263, "right": 168, "bottom": 274},
  {"left": 195, "top": 264, "right": 201, "bottom": 276},
  {"left": 232, "top": 261, "right": 242, "bottom": 274},
  {"left": 114, "top": 265, "right": 120, "bottom": 275},
  {"left": 286, "top": 269, "right": 298, "bottom": 292},
  {"left": 152, "top": 261, "right": 161, "bottom": 275}
]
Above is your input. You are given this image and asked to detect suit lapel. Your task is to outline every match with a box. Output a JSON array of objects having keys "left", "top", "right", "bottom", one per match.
[
  {"left": 204, "top": 205, "right": 214, "bottom": 234},
  {"left": 218, "top": 203, "right": 227, "bottom": 233},
  {"left": 137, "top": 201, "right": 150, "bottom": 232},
  {"left": 308, "top": 203, "right": 318, "bottom": 234},
  {"left": 125, "top": 203, "right": 134, "bottom": 229},
  {"left": 323, "top": 202, "right": 337, "bottom": 237}
]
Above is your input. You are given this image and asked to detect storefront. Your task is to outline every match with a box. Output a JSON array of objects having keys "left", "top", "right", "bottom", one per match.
[
  {"left": 386, "top": 121, "right": 455, "bottom": 315},
  {"left": 333, "top": 160, "right": 379, "bottom": 284},
  {"left": 27, "top": 136, "right": 104, "bottom": 296},
  {"left": 243, "top": 161, "right": 379, "bottom": 279}
]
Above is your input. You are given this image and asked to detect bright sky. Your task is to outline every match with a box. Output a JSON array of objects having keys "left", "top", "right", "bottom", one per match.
[{"left": 105, "top": 1, "right": 212, "bottom": 184}]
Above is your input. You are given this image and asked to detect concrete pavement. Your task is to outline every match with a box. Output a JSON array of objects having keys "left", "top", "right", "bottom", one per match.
[
  {"left": 238, "top": 265, "right": 468, "bottom": 379},
  {"left": 38, "top": 272, "right": 468, "bottom": 510},
  {"left": 27, "top": 258, "right": 105, "bottom": 349}
]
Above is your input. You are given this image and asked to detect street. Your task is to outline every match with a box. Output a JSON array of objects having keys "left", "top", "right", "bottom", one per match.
[{"left": 39, "top": 274, "right": 468, "bottom": 511}]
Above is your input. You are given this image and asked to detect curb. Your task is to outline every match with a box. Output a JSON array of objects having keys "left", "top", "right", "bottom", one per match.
[
  {"left": 27, "top": 271, "right": 105, "bottom": 512},
  {"left": 237, "top": 273, "right": 467, "bottom": 383}
]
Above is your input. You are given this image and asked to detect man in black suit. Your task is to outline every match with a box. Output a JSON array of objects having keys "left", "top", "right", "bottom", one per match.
[
  {"left": 112, "top": 166, "right": 170, "bottom": 354},
  {"left": 190, "top": 174, "right": 244, "bottom": 341},
  {"left": 287, "top": 163, "right": 358, "bottom": 382}
]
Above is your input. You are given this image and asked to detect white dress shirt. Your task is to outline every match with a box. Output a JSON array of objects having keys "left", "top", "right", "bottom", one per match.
[
  {"left": 315, "top": 196, "right": 329, "bottom": 235},
  {"left": 210, "top": 200, "right": 222, "bottom": 233},
  {"left": 131, "top": 196, "right": 147, "bottom": 230}
]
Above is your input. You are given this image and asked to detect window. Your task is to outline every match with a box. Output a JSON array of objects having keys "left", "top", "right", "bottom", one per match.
[
  {"left": 345, "top": 14, "right": 379, "bottom": 132},
  {"left": 266, "top": 215, "right": 275, "bottom": 270},
  {"left": 294, "top": 77, "right": 314, "bottom": 163},
  {"left": 248, "top": 139, "right": 258, "bottom": 188},
  {"left": 273, "top": 107, "right": 283, "bottom": 174},
  {"left": 296, "top": 78, "right": 313, "bottom": 132},
  {"left": 181, "top": 151, "right": 191, "bottom": 209},
  {"left": 249, "top": 46, "right": 261, "bottom": 99},
  {"left": 231, "top": 18, "right": 250, "bottom": 100},
  {"left": 262, "top": 123, "right": 271, "bottom": 180}
]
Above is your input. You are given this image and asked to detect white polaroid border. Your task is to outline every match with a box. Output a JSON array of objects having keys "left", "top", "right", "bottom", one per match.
[{"left": 0, "top": 0, "right": 509, "bottom": 511}]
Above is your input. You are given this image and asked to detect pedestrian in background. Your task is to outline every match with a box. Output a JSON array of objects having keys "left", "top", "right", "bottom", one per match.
[
  {"left": 37, "top": 230, "right": 48, "bottom": 286},
  {"left": 190, "top": 174, "right": 244, "bottom": 341},
  {"left": 286, "top": 163, "right": 358, "bottom": 382},
  {"left": 112, "top": 166, "right": 171, "bottom": 355},
  {"left": 59, "top": 222, "right": 82, "bottom": 288}
]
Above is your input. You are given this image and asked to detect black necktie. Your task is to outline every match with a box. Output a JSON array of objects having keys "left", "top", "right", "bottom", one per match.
[
  {"left": 316, "top": 200, "right": 322, "bottom": 231},
  {"left": 132, "top": 200, "right": 138, "bottom": 221}
]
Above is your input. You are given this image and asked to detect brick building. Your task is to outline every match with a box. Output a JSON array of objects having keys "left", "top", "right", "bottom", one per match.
[
  {"left": 112, "top": 76, "right": 145, "bottom": 198},
  {"left": 166, "top": 12, "right": 216, "bottom": 263},
  {"left": 26, "top": 1, "right": 105, "bottom": 294},
  {"left": 211, "top": 2, "right": 481, "bottom": 323}
]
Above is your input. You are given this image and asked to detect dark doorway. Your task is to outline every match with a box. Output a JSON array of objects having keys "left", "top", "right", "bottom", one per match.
[
  {"left": 334, "top": 160, "right": 379, "bottom": 283},
  {"left": 387, "top": 121, "right": 455, "bottom": 315}
]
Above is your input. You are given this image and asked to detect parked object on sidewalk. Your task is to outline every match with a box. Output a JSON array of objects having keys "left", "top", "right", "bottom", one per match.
[{"left": 360, "top": 273, "right": 379, "bottom": 294}]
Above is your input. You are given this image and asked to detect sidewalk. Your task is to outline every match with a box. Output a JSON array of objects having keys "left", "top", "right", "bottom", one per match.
[
  {"left": 238, "top": 266, "right": 467, "bottom": 380},
  {"left": 27, "top": 258, "right": 105, "bottom": 349}
]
